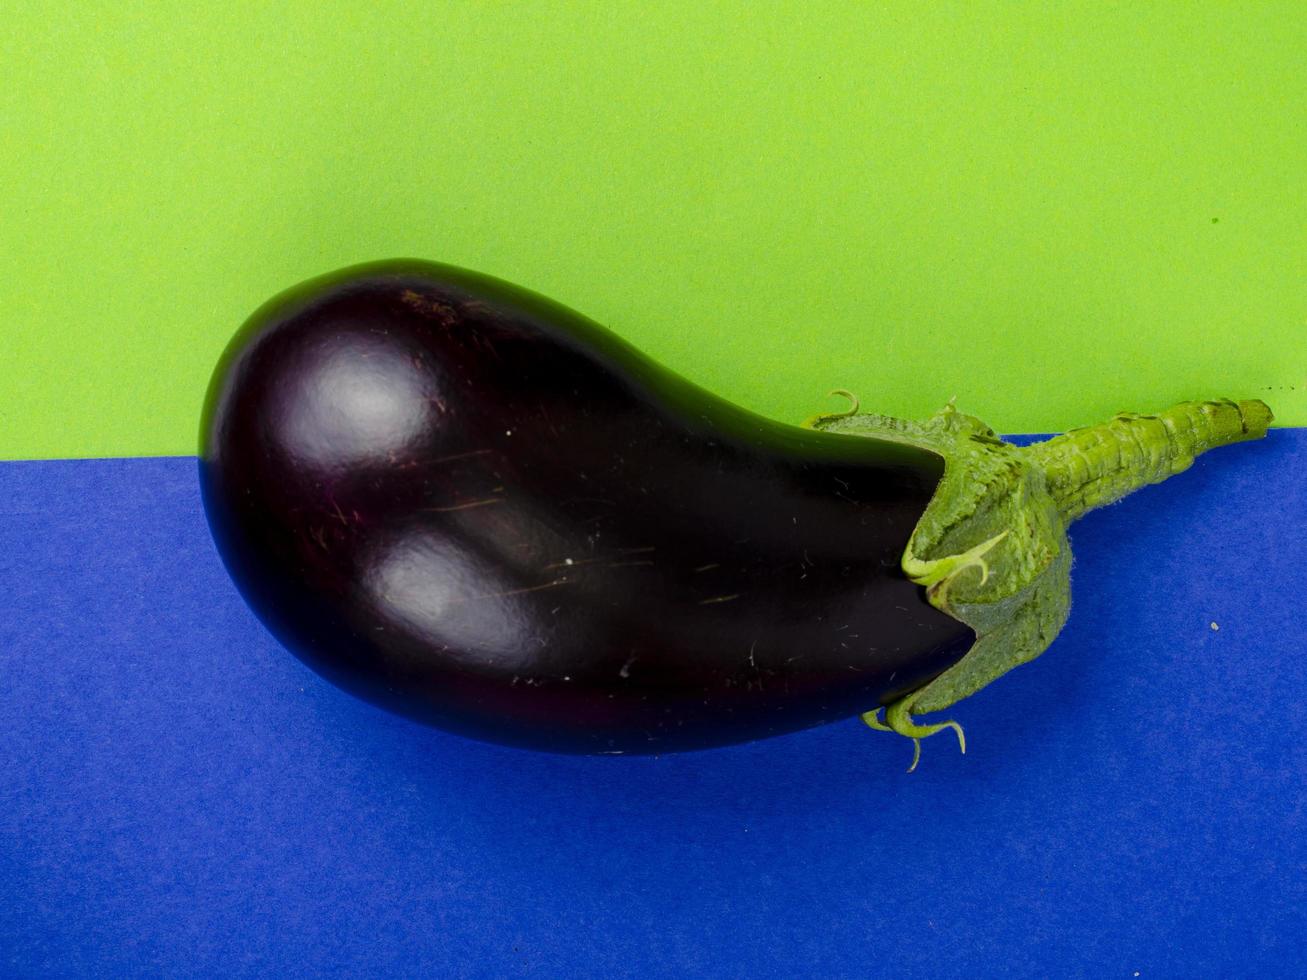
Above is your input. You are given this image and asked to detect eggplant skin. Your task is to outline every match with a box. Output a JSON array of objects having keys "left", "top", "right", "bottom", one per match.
[{"left": 199, "top": 259, "right": 974, "bottom": 754}]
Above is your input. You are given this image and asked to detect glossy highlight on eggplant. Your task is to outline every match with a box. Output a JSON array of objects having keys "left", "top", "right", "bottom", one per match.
[{"left": 199, "top": 260, "right": 974, "bottom": 753}]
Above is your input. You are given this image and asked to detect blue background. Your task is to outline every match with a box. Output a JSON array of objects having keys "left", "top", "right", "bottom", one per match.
[{"left": 3, "top": 431, "right": 1304, "bottom": 978}]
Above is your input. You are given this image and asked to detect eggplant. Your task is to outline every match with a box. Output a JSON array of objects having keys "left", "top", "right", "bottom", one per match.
[{"left": 200, "top": 260, "right": 1272, "bottom": 763}]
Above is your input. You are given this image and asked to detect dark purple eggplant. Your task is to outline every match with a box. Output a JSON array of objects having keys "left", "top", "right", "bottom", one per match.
[{"left": 200, "top": 260, "right": 1272, "bottom": 762}]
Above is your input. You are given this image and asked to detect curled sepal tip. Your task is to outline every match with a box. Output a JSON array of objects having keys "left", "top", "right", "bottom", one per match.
[
  {"left": 826, "top": 388, "right": 860, "bottom": 417},
  {"left": 862, "top": 703, "right": 966, "bottom": 772}
]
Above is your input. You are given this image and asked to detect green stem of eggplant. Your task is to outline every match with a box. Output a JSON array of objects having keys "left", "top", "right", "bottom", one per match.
[
  {"left": 1026, "top": 399, "right": 1273, "bottom": 524},
  {"left": 806, "top": 395, "right": 1274, "bottom": 768}
]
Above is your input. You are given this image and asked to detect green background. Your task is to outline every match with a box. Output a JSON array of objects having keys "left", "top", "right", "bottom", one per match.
[{"left": 3, "top": 2, "right": 1304, "bottom": 462}]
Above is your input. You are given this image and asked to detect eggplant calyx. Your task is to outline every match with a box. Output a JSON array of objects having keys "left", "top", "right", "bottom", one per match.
[{"left": 809, "top": 395, "right": 1273, "bottom": 769}]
